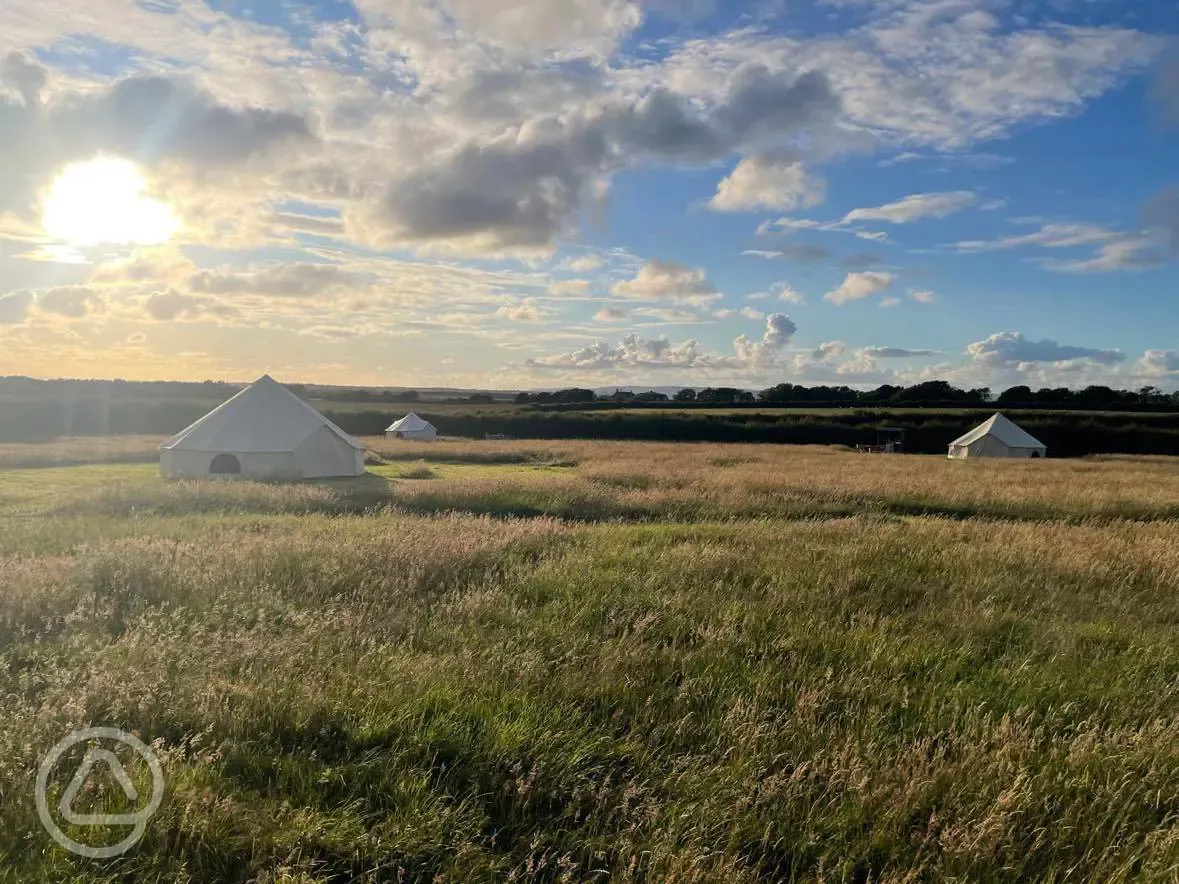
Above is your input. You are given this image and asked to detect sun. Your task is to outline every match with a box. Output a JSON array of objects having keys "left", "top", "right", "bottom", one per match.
[{"left": 42, "top": 157, "right": 179, "bottom": 247}]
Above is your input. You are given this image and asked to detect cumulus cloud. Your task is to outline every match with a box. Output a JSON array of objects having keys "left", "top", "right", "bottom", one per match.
[
  {"left": 813, "top": 340, "right": 845, "bottom": 360},
  {"left": 733, "top": 312, "right": 797, "bottom": 364},
  {"left": 496, "top": 297, "right": 545, "bottom": 321},
  {"left": 823, "top": 271, "right": 894, "bottom": 305},
  {"left": 529, "top": 334, "right": 704, "bottom": 369},
  {"left": 354, "top": 68, "right": 839, "bottom": 255},
  {"left": 909, "top": 289, "right": 938, "bottom": 303},
  {"left": 1137, "top": 349, "right": 1179, "bottom": 377},
  {"left": 611, "top": 259, "right": 720, "bottom": 304},
  {"left": 843, "top": 191, "right": 976, "bottom": 224},
  {"left": 966, "top": 331, "right": 1125, "bottom": 367},
  {"left": 532, "top": 311, "right": 796, "bottom": 373},
  {"left": 709, "top": 155, "right": 825, "bottom": 213}
]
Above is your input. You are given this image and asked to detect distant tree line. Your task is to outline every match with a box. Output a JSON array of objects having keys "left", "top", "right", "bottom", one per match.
[{"left": 519, "top": 381, "right": 1179, "bottom": 410}]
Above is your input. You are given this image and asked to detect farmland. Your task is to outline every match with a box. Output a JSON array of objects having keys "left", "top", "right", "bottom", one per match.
[{"left": 2, "top": 439, "right": 1178, "bottom": 881}]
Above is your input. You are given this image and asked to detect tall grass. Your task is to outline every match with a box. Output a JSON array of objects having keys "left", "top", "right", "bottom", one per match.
[{"left": 0, "top": 441, "right": 1177, "bottom": 880}]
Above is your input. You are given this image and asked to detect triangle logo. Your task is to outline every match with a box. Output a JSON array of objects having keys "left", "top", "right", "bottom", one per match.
[{"left": 59, "top": 748, "right": 142, "bottom": 826}]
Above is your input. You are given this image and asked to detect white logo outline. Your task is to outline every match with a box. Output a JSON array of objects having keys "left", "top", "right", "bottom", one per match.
[{"left": 36, "top": 727, "right": 165, "bottom": 859}]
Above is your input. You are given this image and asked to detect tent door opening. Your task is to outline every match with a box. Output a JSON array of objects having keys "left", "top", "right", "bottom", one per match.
[{"left": 209, "top": 453, "right": 242, "bottom": 475}]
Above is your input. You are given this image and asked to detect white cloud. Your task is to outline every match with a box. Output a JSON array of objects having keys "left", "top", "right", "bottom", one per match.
[
  {"left": 843, "top": 191, "right": 977, "bottom": 224},
  {"left": 529, "top": 334, "right": 704, "bottom": 369},
  {"left": 773, "top": 282, "right": 806, "bottom": 304},
  {"left": 813, "top": 340, "right": 845, "bottom": 360},
  {"left": 954, "top": 223, "right": 1121, "bottom": 252},
  {"left": 1137, "top": 349, "right": 1179, "bottom": 377},
  {"left": 739, "top": 306, "right": 765, "bottom": 320},
  {"left": 909, "top": 289, "right": 938, "bottom": 303},
  {"left": 496, "top": 297, "right": 544, "bottom": 321},
  {"left": 824, "top": 271, "right": 894, "bottom": 305},
  {"left": 563, "top": 254, "right": 604, "bottom": 272},
  {"left": 879, "top": 296, "right": 901, "bottom": 308},
  {"left": 966, "top": 331, "right": 1125, "bottom": 367},
  {"left": 733, "top": 312, "right": 797, "bottom": 365},
  {"left": 611, "top": 259, "right": 721, "bottom": 304},
  {"left": 953, "top": 221, "right": 1169, "bottom": 273},
  {"left": 710, "top": 155, "right": 825, "bottom": 213},
  {"left": 1045, "top": 237, "right": 1166, "bottom": 273},
  {"left": 437, "top": 0, "right": 642, "bottom": 56},
  {"left": 549, "top": 278, "right": 592, "bottom": 295}
]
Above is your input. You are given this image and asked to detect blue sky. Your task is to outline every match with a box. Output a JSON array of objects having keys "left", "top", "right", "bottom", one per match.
[{"left": 0, "top": 0, "right": 1176, "bottom": 390}]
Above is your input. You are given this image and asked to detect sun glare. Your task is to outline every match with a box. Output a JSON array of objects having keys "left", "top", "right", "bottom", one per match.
[{"left": 42, "top": 157, "right": 179, "bottom": 247}]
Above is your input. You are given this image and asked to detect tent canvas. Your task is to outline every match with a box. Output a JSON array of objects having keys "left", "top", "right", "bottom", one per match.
[
  {"left": 160, "top": 375, "right": 365, "bottom": 479},
  {"left": 948, "top": 412, "right": 1047, "bottom": 459},
  {"left": 385, "top": 412, "right": 438, "bottom": 441}
]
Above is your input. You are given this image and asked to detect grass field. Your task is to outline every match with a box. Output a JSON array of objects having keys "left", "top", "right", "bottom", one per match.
[{"left": 1, "top": 439, "right": 1177, "bottom": 881}]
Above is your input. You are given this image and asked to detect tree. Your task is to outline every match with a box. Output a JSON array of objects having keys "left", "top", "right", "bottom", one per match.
[
  {"left": 861, "top": 384, "right": 901, "bottom": 403},
  {"left": 673, "top": 388, "right": 697, "bottom": 402},
  {"left": 514, "top": 391, "right": 531, "bottom": 404},
  {"left": 759, "top": 383, "right": 798, "bottom": 402},
  {"left": 468, "top": 393, "right": 494, "bottom": 403},
  {"left": 997, "top": 385, "right": 1033, "bottom": 405},
  {"left": 552, "top": 388, "right": 596, "bottom": 403},
  {"left": 697, "top": 387, "right": 753, "bottom": 403},
  {"left": 1138, "top": 386, "right": 1165, "bottom": 405}
]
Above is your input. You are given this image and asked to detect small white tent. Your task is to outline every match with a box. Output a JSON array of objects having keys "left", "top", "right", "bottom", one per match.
[
  {"left": 160, "top": 375, "right": 365, "bottom": 480},
  {"left": 385, "top": 412, "right": 438, "bottom": 441},
  {"left": 948, "top": 413, "right": 1047, "bottom": 459}
]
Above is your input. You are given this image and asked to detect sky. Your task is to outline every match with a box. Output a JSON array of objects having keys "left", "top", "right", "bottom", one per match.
[{"left": 0, "top": 0, "right": 1177, "bottom": 392}]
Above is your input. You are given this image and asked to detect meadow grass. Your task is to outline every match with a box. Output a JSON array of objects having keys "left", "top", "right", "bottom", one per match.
[{"left": 0, "top": 440, "right": 1177, "bottom": 881}]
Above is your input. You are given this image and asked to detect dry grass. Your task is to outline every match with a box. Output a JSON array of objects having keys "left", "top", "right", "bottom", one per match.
[
  {"left": 372, "top": 439, "right": 1179, "bottom": 522},
  {"left": 0, "top": 439, "right": 1177, "bottom": 881},
  {"left": 0, "top": 435, "right": 162, "bottom": 469}
]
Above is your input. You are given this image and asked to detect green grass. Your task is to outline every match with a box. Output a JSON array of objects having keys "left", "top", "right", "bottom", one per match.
[{"left": 0, "top": 444, "right": 1177, "bottom": 881}]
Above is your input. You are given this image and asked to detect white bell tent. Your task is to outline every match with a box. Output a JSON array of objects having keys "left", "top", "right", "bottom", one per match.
[
  {"left": 947, "top": 413, "right": 1047, "bottom": 459},
  {"left": 385, "top": 412, "right": 438, "bottom": 441},
  {"left": 160, "top": 375, "right": 365, "bottom": 479}
]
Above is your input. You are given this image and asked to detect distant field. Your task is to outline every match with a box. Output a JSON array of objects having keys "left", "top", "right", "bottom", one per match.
[{"left": 1, "top": 439, "right": 1178, "bottom": 881}]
